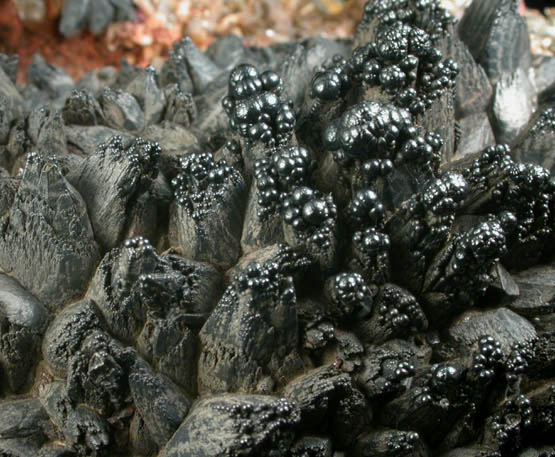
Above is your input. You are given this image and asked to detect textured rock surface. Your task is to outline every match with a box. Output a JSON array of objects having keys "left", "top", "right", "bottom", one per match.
[
  {"left": 492, "top": 68, "right": 536, "bottom": 144},
  {"left": 512, "top": 108, "right": 555, "bottom": 173},
  {"left": 0, "top": 0, "right": 553, "bottom": 456},
  {"left": 448, "top": 307, "right": 537, "bottom": 354},
  {"left": 198, "top": 260, "right": 302, "bottom": 394},
  {"left": 0, "top": 153, "right": 100, "bottom": 310},
  {"left": 160, "top": 395, "right": 300, "bottom": 457},
  {"left": 66, "top": 135, "right": 161, "bottom": 250},
  {"left": 459, "top": 0, "right": 532, "bottom": 84},
  {"left": 42, "top": 299, "right": 102, "bottom": 377},
  {"left": 0, "top": 274, "right": 48, "bottom": 330}
]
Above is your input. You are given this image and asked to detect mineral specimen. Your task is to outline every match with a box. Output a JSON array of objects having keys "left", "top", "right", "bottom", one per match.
[{"left": 0, "top": 0, "right": 553, "bottom": 456}]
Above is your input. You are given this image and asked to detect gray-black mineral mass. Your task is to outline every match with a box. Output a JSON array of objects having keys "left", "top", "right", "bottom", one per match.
[{"left": 1, "top": 0, "right": 555, "bottom": 456}]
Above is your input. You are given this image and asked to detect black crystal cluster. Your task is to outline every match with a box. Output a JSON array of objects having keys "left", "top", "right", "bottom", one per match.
[{"left": 0, "top": 0, "right": 554, "bottom": 456}]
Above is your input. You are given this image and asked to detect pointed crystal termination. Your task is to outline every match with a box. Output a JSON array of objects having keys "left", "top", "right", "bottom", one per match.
[
  {"left": 198, "top": 260, "right": 301, "bottom": 394},
  {"left": 67, "top": 135, "right": 161, "bottom": 251},
  {"left": 169, "top": 151, "right": 247, "bottom": 269},
  {"left": 159, "top": 395, "right": 300, "bottom": 457},
  {"left": 0, "top": 152, "right": 100, "bottom": 311}
]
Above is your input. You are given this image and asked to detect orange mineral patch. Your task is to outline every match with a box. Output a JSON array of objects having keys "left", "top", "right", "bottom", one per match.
[{"left": 0, "top": 0, "right": 126, "bottom": 82}]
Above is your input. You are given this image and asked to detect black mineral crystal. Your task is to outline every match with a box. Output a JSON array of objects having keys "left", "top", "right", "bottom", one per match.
[{"left": 0, "top": 0, "right": 554, "bottom": 456}]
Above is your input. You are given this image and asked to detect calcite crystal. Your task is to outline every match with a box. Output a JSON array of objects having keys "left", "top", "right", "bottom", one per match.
[{"left": 0, "top": 0, "right": 554, "bottom": 456}]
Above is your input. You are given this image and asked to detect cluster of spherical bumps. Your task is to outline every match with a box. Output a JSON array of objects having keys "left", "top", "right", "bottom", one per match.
[
  {"left": 222, "top": 65, "right": 296, "bottom": 145},
  {"left": 172, "top": 151, "right": 239, "bottom": 218},
  {"left": 282, "top": 187, "right": 337, "bottom": 246},
  {"left": 254, "top": 145, "right": 315, "bottom": 219}
]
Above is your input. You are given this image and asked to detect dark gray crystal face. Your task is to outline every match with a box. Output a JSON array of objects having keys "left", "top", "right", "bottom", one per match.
[
  {"left": 160, "top": 395, "right": 300, "bottom": 457},
  {"left": 0, "top": 153, "right": 100, "bottom": 311},
  {"left": 169, "top": 150, "right": 247, "bottom": 268},
  {"left": 198, "top": 260, "right": 302, "bottom": 394},
  {"left": 67, "top": 135, "right": 162, "bottom": 250},
  {"left": 0, "top": 0, "right": 554, "bottom": 456}
]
